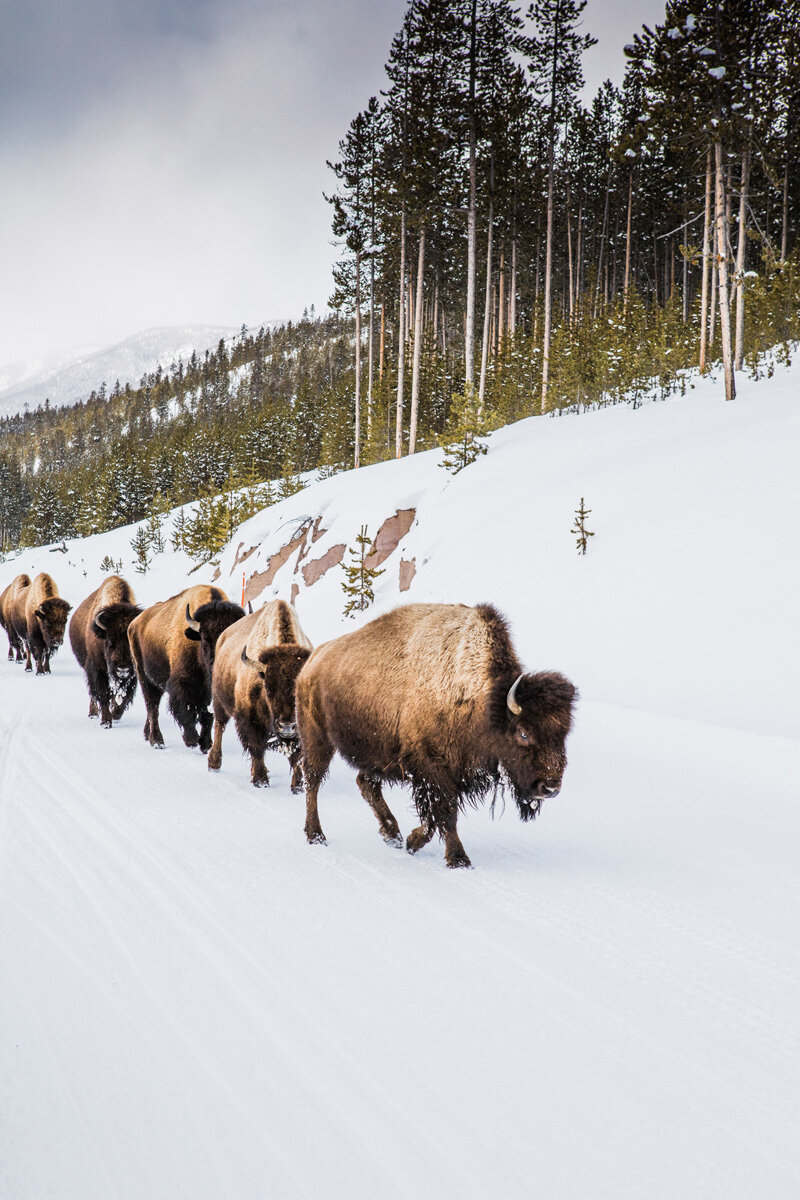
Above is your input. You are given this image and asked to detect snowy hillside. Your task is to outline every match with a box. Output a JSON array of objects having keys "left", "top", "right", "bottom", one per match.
[
  {"left": 1, "top": 360, "right": 798, "bottom": 1199},
  {"left": 0, "top": 324, "right": 265, "bottom": 417}
]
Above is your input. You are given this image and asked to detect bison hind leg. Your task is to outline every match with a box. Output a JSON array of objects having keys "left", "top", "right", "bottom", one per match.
[
  {"left": 356, "top": 773, "right": 403, "bottom": 848},
  {"left": 88, "top": 697, "right": 99, "bottom": 718}
]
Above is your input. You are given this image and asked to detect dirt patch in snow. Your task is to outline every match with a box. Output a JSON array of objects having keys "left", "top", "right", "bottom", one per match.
[
  {"left": 364, "top": 509, "right": 415, "bottom": 570},
  {"left": 302, "top": 543, "right": 346, "bottom": 587}
]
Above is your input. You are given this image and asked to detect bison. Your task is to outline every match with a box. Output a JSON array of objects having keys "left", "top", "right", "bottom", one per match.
[
  {"left": 208, "top": 599, "right": 313, "bottom": 789},
  {"left": 10, "top": 572, "right": 72, "bottom": 675},
  {"left": 0, "top": 574, "right": 31, "bottom": 662},
  {"left": 127, "top": 584, "right": 244, "bottom": 750},
  {"left": 296, "top": 602, "right": 577, "bottom": 868},
  {"left": 69, "top": 575, "right": 142, "bottom": 727}
]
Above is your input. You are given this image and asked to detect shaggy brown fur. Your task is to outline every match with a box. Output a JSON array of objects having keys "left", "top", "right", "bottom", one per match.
[
  {"left": 296, "top": 602, "right": 577, "bottom": 868},
  {"left": 69, "top": 576, "right": 142, "bottom": 728},
  {"left": 127, "top": 584, "right": 244, "bottom": 750},
  {"left": 209, "top": 600, "right": 312, "bottom": 788},
  {"left": 15, "top": 573, "right": 72, "bottom": 675},
  {"left": 0, "top": 574, "right": 31, "bottom": 662}
]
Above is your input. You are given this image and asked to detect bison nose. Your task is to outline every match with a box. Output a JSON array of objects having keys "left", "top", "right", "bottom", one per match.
[
  {"left": 278, "top": 721, "right": 297, "bottom": 739},
  {"left": 540, "top": 783, "right": 560, "bottom": 798}
]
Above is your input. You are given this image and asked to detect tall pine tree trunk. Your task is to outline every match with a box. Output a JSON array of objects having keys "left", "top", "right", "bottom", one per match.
[
  {"left": 367, "top": 254, "right": 375, "bottom": 440},
  {"left": 395, "top": 208, "right": 407, "bottom": 457},
  {"left": 510, "top": 225, "right": 517, "bottom": 337},
  {"left": 465, "top": 0, "right": 477, "bottom": 391},
  {"left": 781, "top": 155, "right": 789, "bottom": 262},
  {"left": 354, "top": 248, "right": 361, "bottom": 469},
  {"left": 699, "top": 147, "right": 713, "bottom": 372},
  {"left": 408, "top": 226, "right": 426, "bottom": 454},
  {"left": 478, "top": 198, "right": 494, "bottom": 411},
  {"left": 715, "top": 140, "right": 735, "bottom": 401},
  {"left": 566, "top": 186, "right": 574, "bottom": 324},
  {"left": 541, "top": 147, "right": 555, "bottom": 413},
  {"left": 734, "top": 146, "right": 750, "bottom": 371}
]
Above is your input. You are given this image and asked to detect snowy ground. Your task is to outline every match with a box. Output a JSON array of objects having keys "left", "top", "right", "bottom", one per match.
[{"left": 1, "top": 360, "right": 798, "bottom": 1198}]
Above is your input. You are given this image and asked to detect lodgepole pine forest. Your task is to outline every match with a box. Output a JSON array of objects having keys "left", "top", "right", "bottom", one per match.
[{"left": 1, "top": 0, "right": 799, "bottom": 556}]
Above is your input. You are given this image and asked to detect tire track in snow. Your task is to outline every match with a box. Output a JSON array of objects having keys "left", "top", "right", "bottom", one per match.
[{"left": 20, "top": 738, "right": 487, "bottom": 1200}]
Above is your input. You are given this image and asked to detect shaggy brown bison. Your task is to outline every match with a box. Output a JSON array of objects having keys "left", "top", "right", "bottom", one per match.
[
  {"left": 128, "top": 584, "right": 244, "bottom": 750},
  {"left": 209, "top": 599, "right": 312, "bottom": 788},
  {"left": 69, "top": 576, "right": 142, "bottom": 728},
  {"left": 296, "top": 602, "right": 577, "bottom": 868},
  {"left": 10, "top": 572, "right": 72, "bottom": 675},
  {"left": 0, "top": 574, "right": 31, "bottom": 661}
]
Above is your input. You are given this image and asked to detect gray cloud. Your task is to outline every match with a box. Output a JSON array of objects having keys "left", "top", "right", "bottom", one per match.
[{"left": 0, "top": 0, "right": 664, "bottom": 369}]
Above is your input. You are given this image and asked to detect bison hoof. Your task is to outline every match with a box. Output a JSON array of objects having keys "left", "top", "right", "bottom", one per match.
[
  {"left": 305, "top": 830, "right": 327, "bottom": 846},
  {"left": 252, "top": 777, "right": 270, "bottom": 789},
  {"left": 445, "top": 853, "right": 473, "bottom": 870},
  {"left": 382, "top": 830, "right": 404, "bottom": 849},
  {"left": 208, "top": 757, "right": 221, "bottom": 772}
]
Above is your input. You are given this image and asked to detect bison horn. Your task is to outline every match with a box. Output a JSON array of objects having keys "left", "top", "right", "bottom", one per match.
[
  {"left": 94, "top": 608, "right": 109, "bottom": 631},
  {"left": 507, "top": 673, "right": 524, "bottom": 715},
  {"left": 185, "top": 603, "right": 201, "bottom": 633},
  {"left": 240, "top": 646, "right": 261, "bottom": 672}
]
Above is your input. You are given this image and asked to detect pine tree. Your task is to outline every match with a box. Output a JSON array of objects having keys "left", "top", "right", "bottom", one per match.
[
  {"left": 439, "top": 388, "right": 489, "bottom": 473},
  {"left": 571, "top": 497, "right": 594, "bottom": 554},
  {"left": 341, "top": 525, "right": 385, "bottom": 617}
]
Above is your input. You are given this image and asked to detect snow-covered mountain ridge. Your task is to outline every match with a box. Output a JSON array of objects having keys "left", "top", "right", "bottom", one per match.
[
  {"left": 2, "top": 358, "right": 797, "bottom": 1199},
  {"left": 0, "top": 323, "right": 282, "bottom": 418}
]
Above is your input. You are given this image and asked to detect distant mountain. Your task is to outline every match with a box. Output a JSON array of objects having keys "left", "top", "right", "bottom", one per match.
[{"left": 0, "top": 324, "right": 277, "bottom": 418}]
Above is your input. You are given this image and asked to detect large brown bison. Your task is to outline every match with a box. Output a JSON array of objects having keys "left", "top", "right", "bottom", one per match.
[
  {"left": 128, "top": 584, "right": 244, "bottom": 750},
  {"left": 208, "top": 599, "right": 313, "bottom": 788},
  {"left": 0, "top": 574, "right": 31, "bottom": 661},
  {"left": 296, "top": 602, "right": 578, "bottom": 868},
  {"left": 10, "top": 572, "right": 72, "bottom": 675},
  {"left": 69, "top": 575, "right": 142, "bottom": 728}
]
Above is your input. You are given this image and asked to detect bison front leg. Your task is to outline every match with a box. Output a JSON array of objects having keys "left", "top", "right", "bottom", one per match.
[
  {"left": 88, "top": 697, "right": 99, "bottom": 718},
  {"left": 406, "top": 823, "right": 434, "bottom": 855},
  {"left": 356, "top": 773, "right": 403, "bottom": 848},
  {"left": 139, "top": 677, "right": 165, "bottom": 747},
  {"left": 288, "top": 745, "right": 304, "bottom": 795},
  {"left": 207, "top": 711, "right": 228, "bottom": 773},
  {"left": 198, "top": 709, "right": 214, "bottom": 754},
  {"left": 440, "top": 804, "right": 472, "bottom": 869}
]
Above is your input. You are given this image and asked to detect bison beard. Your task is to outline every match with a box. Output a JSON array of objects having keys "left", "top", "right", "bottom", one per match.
[{"left": 297, "top": 602, "right": 577, "bottom": 868}]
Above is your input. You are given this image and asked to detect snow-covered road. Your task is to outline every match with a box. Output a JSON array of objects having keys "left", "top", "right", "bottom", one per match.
[{"left": 2, "top": 654, "right": 798, "bottom": 1199}]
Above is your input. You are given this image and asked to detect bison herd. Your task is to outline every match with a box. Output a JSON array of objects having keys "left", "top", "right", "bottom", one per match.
[{"left": 1, "top": 568, "right": 578, "bottom": 868}]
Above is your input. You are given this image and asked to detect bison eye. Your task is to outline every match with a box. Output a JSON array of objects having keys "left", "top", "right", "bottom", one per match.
[{"left": 514, "top": 727, "right": 531, "bottom": 745}]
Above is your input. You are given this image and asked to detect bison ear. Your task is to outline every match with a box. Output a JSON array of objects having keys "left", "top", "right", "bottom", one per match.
[
  {"left": 34, "top": 607, "right": 46, "bottom": 620},
  {"left": 185, "top": 627, "right": 202, "bottom": 641},
  {"left": 91, "top": 620, "right": 107, "bottom": 639}
]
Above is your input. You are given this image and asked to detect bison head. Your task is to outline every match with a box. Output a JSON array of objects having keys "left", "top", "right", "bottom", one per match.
[
  {"left": 185, "top": 600, "right": 245, "bottom": 676},
  {"left": 92, "top": 603, "right": 142, "bottom": 681},
  {"left": 241, "top": 644, "right": 311, "bottom": 741},
  {"left": 491, "top": 670, "right": 577, "bottom": 821},
  {"left": 33, "top": 597, "right": 72, "bottom": 652}
]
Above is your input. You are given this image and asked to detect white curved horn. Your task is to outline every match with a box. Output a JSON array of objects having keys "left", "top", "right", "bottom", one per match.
[
  {"left": 507, "top": 673, "right": 524, "bottom": 715},
  {"left": 185, "top": 603, "right": 201, "bottom": 632},
  {"left": 93, "top": 608, "right": 109, "bottom": 631},
  {"left": 240, "top": 645, "right": 261, "bottom": 671}
]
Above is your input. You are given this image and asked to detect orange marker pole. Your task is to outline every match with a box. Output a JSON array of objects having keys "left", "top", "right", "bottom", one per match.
[{"left": 241, "top": 571, "right": 246, "bottom": 606}]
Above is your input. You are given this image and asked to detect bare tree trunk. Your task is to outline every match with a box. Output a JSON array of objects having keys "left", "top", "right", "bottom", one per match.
[
  {"left": 395, "top": 208, "right": 407, "bottom": 458},
  {"left": 478, "top": 197, "right": 494, "bottom": 411},
  {"left": 715, "top": 140, "right": 736, "bottom": 401},
  {"left": 408, "top": 226, "right": 426, "bottom": 454},
  {"left": 510, "top": 227, "right": 517, "bottom": 337},
  {"left": 594, "top": 165, "right": 612, "bottom": 318},
  {"left": 541, "top": 155, "right": 555, "bottom": 413},
  {"left": 465, "top": 0, "right": 477, "bottom": 390},
  {"left": 379, "top": 301, "right": 385, "bottom": 381},
  {"left": 367, "top": 255, "right": 375, "bottom": 440},
  {"left": 734, "top": 146, "right": 750, "bottom": 371},
  {"left": 566, "top": 186, "right": 574, "bottom": 324},
  {"left": 575, "top": 202, "right": 583, "bottom": 310},
  {"left": 498, "top": 243, "right": 505, "bottom": 351},
  {"left": 354, "top": 249, "right": 362, "bottom": 469},
  {"left": 699, "top": 147, "right": 712, "bottom": 372},
  {"left": 781, "top": 156, "right": 789, "bottom": 262}
]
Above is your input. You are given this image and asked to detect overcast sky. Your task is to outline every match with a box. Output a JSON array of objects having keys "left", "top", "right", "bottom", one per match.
[{"left": 0, "top": 0, "right": 665, "bottom": 368}]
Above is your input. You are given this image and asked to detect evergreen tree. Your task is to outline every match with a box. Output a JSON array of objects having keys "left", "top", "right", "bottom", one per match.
[{"left": 341, "top": 525, "right": 385, "bottom": 617}]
